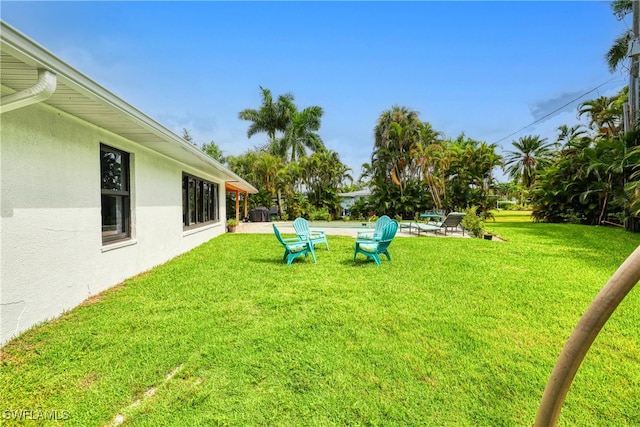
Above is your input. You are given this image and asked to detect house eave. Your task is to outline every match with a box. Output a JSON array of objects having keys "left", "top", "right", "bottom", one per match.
[{"left": 0, "top": 21, "right": 257, "bottom": 194}]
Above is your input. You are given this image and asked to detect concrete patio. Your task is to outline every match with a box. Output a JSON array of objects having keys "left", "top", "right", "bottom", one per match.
[{"left": 233, "top": 221, "right": 469, "bottom": 238}]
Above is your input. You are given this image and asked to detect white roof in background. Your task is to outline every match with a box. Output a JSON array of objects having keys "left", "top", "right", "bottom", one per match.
[
  {"left": 0, "top": 21, "right": 257, "bottom": 194},
  {"left": 338, "top": 189, "right": 372, "bottom": 198}
]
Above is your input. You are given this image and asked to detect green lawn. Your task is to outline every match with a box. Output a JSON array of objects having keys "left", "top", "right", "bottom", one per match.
[{"left": 2, "top": 213, "right": 640, "bottom": 426}]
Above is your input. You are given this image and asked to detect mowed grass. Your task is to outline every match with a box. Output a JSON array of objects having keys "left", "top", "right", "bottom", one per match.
[{"left": 1, "top": 212, "right": 640, "bottom": 426}]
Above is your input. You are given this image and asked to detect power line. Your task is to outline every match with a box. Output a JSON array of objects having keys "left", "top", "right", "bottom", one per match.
[{"left": 492, "top": 77, "right": 626, "bottom": 145}]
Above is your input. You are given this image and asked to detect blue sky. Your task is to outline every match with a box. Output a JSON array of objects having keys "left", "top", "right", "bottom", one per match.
[{"left": 1, "top": 1, "right": 629, "bottom": 181}]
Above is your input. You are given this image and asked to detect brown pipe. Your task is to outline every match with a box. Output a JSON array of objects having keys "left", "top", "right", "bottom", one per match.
[{"left": 535, "top": 245, "right": 640, "bottom": 426}]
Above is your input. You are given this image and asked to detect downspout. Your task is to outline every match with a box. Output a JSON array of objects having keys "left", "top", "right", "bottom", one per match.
[{"left": 0, "top": 69, "right": 56, "bottom": 114}]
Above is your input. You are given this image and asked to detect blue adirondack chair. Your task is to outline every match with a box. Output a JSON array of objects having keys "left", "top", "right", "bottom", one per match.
[
  {"left": 357, "top": 215, "right": 391, "bottom": 242},
  {"left": 353, "top": 220, "right": 399, "bottom": 266},
  {"left": 292, "top": 217, "right": 329, "bottom": 250},
  {"left": 273, "top": 224, "right": 317, "bottom": 265}
]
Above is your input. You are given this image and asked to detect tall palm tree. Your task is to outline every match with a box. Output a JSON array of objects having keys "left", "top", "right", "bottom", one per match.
[
  {"left": 239, "top": 87, "right": 325, "bottom": 213},
  {"left": 607, "top": 31, "right": 632, "bottom": 73},
  {"left": 238, "top": 87, "right": 295, "bottom": 213},
  {"left": 373, "top": 106, "right": 422, "bottom": 196},
  {"left": 606, "top": 0, "right": 633, "bottom": 73},
  {"left": 276, "top": 105, "right": 325, "bottom": 162},
  {"left": 504, "top": 135, "right": 554, "bottom": 189},
  {"left": 374, "top": 106, "right": 421, "bottom": 153},
  {"left": 238, "top": 86, "right": 294, "bottom": 145}
]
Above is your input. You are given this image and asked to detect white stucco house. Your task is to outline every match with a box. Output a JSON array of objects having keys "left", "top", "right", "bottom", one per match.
[{"left": 0, "top": 22, "right": 257, "bottom": 346}]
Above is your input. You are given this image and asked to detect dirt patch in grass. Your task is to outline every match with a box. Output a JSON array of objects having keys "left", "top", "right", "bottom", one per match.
[
  {"left": 80, "top": 294, "right": 104, "bottom": 307},
  {"left": 80, "top": 282, "right": 131, "bottom": 307},
  {"left": 78, "top": 372, "right": 100, "bottom": 389}
]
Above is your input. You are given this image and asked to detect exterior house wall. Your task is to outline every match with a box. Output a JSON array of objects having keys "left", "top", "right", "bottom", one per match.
[{"left": 0, "top": 101, "right": 226, "bottom": 344}]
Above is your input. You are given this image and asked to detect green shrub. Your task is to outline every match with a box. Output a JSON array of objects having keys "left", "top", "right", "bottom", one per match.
[
  {"left": 498, "top": 200, "right": 517, "bottom": 210},
  {"left": 308, "top": 207, "right": 331, "bottom": 221},
  {"left": 461, "top": 207, "right": 485, "bottom": 238},
  {"left": 285, "top": 192, "right": 310, "bottom": 219},
  {"left": 560, "top": 211, "right": 587, "bottom": 224}
]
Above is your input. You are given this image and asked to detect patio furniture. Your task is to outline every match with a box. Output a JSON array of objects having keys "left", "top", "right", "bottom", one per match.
[
  {"left": 423, "top": 212, "right": 466, "bottom": 236},
  {"left": 249, "top": 206, "right": 269, "bottom": 222},
  {"left": 292, "top": 217, "right": 329, "bottom": 250},
  {"left": 268, "top": 205, "right": 279, "bottom": 221},
  {"left": 357, "top": 215, "right": 391, "bottom": 241},
  {"left": 353, "top": 220, "right": 399, "bottom": 266},
  {"left": 273, "top": 224, "right": 317, "bottom": 265},
  {"left": 398, "top": 222, "right": 413, "bottom": 233},
  {"left": 419, "top": 209, "right": 444, "bottom": 222}
]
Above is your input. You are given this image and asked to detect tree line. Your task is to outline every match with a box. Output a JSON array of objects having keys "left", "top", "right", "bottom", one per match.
[
  {"left": 190, "top": 84, "right": 639, "bottom": 231},
  {"left": 350, "top": 0, "right": 640, "bottom": 228},
  {"left": 188, "top": 2, "right": 639, "bottom": 230},
  {"left": 202, "top": 86, "right": 353, "bottom": 220},
  {"left": 360, "top": 86, "right": 639, "bottom": 230}
]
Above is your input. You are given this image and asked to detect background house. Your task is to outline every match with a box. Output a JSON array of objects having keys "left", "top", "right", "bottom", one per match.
[
  {"left": 337, "top": 188, "right": 371, "bottom": 217},
  {"left": 0, "top": 22, "right": 257, "bottom": 345}
]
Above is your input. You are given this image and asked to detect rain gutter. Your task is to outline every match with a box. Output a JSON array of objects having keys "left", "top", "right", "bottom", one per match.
[{"left": 0, "top": 69, "right": 57, "bottom": 114}]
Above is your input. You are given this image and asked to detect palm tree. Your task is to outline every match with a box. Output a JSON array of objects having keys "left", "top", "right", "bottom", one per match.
[
  {"left": 276, "top": 161, "right": 303, "bottom": 207},
  {"left": 555, "top": 124, "right": 592, "bottom": 158},
  {"left": 239, "top": 87, "right": 326, "bottom": 213},
  {"left": 276, "top": 105, "right": 325, "bottom": 162},
  {"left": 578, "top": 96, "right": 622, "bottom": 137},
  {"left": 606, "top": 0, "right": 633, "bottom": 73},
  {"left": 556, "top": 124, "right": 588, "bottom": 147},
  {"left": 238, "top": 86, "right": 294, "bottom": 146},
  {"left": 253, "top": 151, "right": 283, "bottom": 199},
  {"left": 372, "top": 106, "right": 422, "bottom": 196},
  {"left": 374, "top": 106, "right": 421, "bottom": 155},
  {"left": 415, "top": 122, "right": 447, "bottom": 209},
  {"left": 358, "top": 162, "right": 374, "bottom": 188},
  {"left": 473, "top": 142, "right": 503, "bottom": 216},
  {"left": 504, "top": 135, "right": 554, "bottom": 189},
  {"left": 300, "top": 150, "right": 352, "bottom": 215},
  {"left": 579, "top": 138, "right": 627, "bottom": 224},
  {"left": 626, "top": 143, "right": 640, "bottom": 217}
]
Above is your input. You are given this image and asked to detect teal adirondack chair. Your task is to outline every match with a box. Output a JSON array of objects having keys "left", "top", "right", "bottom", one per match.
[
  {"left": 353, "top": 220, "right": 399, "bottom": 266},
  {"left": 357, "top": 215, "right": 391, "bottom": 241},
  {"left": 273, "top": 224, "right": 317, "bottom": 265},
  {"left": 292, "top": 217, "right": 329, "bottom": 250}
]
